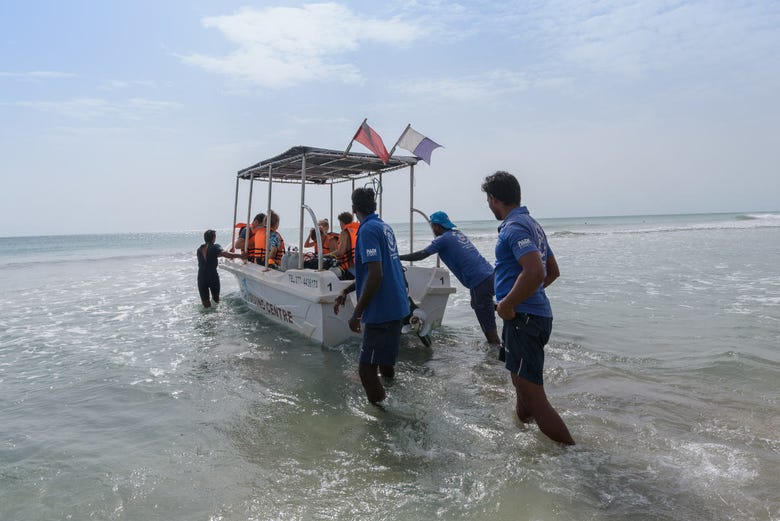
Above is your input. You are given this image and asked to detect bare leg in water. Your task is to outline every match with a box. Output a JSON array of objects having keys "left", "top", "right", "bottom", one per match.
[
  {"left": 359, "top": 363, "right": 395, "bottom": 404},
  {"left": 511, "top": 373, "right": 575, "bottom": 445}
]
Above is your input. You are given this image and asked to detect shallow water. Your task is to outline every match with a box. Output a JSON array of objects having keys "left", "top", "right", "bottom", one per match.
[{"left": 1, "top": 213, "right": 778, "bottom": 520}]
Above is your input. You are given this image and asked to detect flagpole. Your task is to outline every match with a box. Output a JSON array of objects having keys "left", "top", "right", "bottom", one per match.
[
  {"left": 342, "top": 118, "right": 366, "bottom": 158},
  {"left": 387, "top": 123, "right": 410, "bottom": 159}
]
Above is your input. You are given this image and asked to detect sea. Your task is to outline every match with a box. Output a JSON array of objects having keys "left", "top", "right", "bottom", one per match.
[{"left": 1, "top": 212, "right": 778, "bottom": 521}]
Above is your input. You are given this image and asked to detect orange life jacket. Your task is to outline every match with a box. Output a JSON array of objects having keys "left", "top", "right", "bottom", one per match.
[
  {"left": 248, "top": 227, "right": 285, "bottom": 266},
  {"left": 318, "top": 232, "right": 340, "bottom": 255},
  {"left": 247, "top": 227, "right": 267, "bottom": 264},
  {"left": 338, "top": 222, "right": 360, "bottom": 271}
]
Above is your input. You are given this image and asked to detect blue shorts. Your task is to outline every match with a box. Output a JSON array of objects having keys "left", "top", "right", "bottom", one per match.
[
  {"left": 502, "top": 313, "right": 552, "bottom": 385},
  {"left": 470, "top": 274, "right": 497, "bottom": 334},
  {"left": 359, "top": 320, "right": 402, "bottom": 366}
]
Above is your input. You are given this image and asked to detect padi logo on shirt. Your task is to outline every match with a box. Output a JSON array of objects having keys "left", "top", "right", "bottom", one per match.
[
  {"left": 517, "top": 238, "right": 531, "bottom": 248},
  {"left": 366, "top": 247, "right": 378, "bottom": 257},
  {"left": 384, "top": 227, "right": 397, "bottom": 252}
]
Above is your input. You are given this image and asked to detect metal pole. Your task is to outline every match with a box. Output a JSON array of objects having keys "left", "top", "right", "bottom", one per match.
[
  {"left": 409, "top": 164, "right": 414, "bottom": 258},
  {"left": 298, "top": 154, "right": 307, "bottom": 269},
  {"left": 231, "top": 176, "right": 239, "bottom": 252},
  {"left": 379, "top": 172, "right": 383, "bottom": 218},
  {"left": 246, "top": 172, "right": 255, "bottom": 262},
  {"left": 265, "top": 165, "right": 272, "bottom": 268},
  {"left": 329, "top": 183, "right": 334, "bottom": 226}
]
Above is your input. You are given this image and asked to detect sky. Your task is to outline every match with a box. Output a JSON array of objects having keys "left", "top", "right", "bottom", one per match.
[{"left": 1, "top": 0, "right": 778, "bottom": 237}]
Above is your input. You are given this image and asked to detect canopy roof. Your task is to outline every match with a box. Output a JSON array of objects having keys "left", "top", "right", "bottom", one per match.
[{"left": 237, "top": 146, "right": 419, "bottom": 185}]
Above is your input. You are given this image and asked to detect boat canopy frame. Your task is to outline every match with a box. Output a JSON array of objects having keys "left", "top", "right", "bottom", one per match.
[
  {"left": 237, "top": 146, "right": 418, "bottom": 184},
  {"left": 232, "top": 146, "right": 432, "bottom": 271}
]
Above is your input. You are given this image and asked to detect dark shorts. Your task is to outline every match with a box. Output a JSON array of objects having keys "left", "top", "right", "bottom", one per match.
[
  {"left": 198, "top": 272, "right": 220, "bottom": 302},
  {"left": 359, "top": 320, "right": 402, "bottom": 366},
  {"left": 470, "top": 274, "right": 497, "bottom": 334},
  {"left": 502, "top": 313, "right": 552, "bottom": 385}
]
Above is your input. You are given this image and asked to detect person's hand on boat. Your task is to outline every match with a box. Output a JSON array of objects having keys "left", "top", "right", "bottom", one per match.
[
  {"left": 333, "top": 293, "right": 346, "bottom": 314},
  {"left": 495, "top": 299, "right": 516, "bottom": 321},
  {"left": 348, "top": 315, "right": 361, "bottom": 333}
]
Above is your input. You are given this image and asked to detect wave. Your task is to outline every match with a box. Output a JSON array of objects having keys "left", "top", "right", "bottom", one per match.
[
  {"left": 737, "top": 213, "right": 780, "bottom": 221},
  {"left": 544, "top": 214, "right": 780, "bottom": 239},
  {"left": 0, "top": 251, "right": 191, "bottom": 270},
  {"left": 548, "top": 230, "right": 589, "bottom": 238}
]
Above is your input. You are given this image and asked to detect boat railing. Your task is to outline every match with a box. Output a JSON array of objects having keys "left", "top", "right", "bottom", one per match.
[
  {"left": 301, "top": 204, "right": 324, "bottom": 271},
  {"left": 410, "top": 208, "right": 440, "bottom": 268}
]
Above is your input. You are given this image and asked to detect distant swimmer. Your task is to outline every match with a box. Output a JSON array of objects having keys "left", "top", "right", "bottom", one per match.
[
  {"left": 399, "top": 210, "right": 501, "bottom": 346},
  {"left": 333, "top": 188, "right": 409, "bottom": 405},
  {"left": 197, "top": 229, "right": 244, "bottom": 308},
  {"left": 483, "top": 171, "right": 575, "bottom": 445}
]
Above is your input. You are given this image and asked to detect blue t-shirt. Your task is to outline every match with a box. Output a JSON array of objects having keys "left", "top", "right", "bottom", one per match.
[
  {"left": 354, "top": 213, "right": 410, "bottom": 324},
  {"left": 424, "top": 229, "right": 493, "bottom": 289},
  {"left": 494, "top": 207, "right": 553, "bottom": 317}
]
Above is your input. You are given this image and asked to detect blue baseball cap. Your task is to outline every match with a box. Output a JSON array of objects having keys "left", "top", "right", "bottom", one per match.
[{"left": 429, "top": 211, "right": 456, "bottom": 229}]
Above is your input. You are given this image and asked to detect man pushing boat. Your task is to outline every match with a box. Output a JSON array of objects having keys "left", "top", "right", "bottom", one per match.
[
  {"left": 399, "top": 211, "right": 502, "bottom": 347},
  {"left": 333, "top": 187, "right": 409, "bottom": 404}
]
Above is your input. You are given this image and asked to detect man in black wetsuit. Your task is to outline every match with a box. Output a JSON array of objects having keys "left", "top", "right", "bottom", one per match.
[{"left": 197, "top": 229, "right": 244, "bottom": 308}]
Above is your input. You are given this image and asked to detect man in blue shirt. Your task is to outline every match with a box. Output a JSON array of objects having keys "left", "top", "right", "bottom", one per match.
[
  {"left": 483, "top": 171, "right": 574, "bottom": 445},
  {"left": 399, "top": 211, "right": 501, "bottom": 345},
  {"left": 333, "top": 187, "right": 410, "bottom": 404}
]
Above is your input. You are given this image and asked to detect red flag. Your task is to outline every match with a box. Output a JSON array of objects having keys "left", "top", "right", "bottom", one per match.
[{"left": 353, "top": 121, "right": 390, "bottom": 164}]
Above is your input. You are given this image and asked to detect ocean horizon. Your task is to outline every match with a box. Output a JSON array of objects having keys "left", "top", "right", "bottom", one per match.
[{"left": 3, "top": 209, "right": 779, "bottom": 240}]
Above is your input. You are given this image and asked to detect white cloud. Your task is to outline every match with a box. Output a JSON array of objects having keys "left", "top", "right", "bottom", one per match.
[
  {"left": 98, "top": 79, "right": 160, "bottom": 90},
  {"left": 500, "top": 0, "right": 780, "bottom": 79},
  {"left": 1, "top": 97, "right": 180, "bottom": 120},
  {"left": 182, "top": 3, "right": 423, "bottom": 88},
  {"left": 395, "top": 69, "right": 565, "bottom": 102}
]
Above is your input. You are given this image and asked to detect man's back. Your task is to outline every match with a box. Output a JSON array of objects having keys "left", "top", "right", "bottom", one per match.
[
  {"left": 426, "top": 229, "right": 493, "bottom": 289},
  {"left": 354, "top": 213, "right": 409, "bottom": 323}
]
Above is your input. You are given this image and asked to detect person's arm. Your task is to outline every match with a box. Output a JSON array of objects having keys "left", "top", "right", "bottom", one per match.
[
  {"left": 496, "top": 251, "right": 545, "bottom": 320},
  {"left": 333, "top": 281, "right": 356, "bottom": 314},
  {"left": 348, "top": 262, "right": 382, "bottom": 332},
  {"left": 304, "top": 228, "right": 317, "bottom": 248},
  {"left": 328, "top": 230, "right": 350, "bottom": 258},
  {"left": 544, "top": 255, "right": 559, "bottom": 288},
  {"left": 398, "top": 249, "right": 431, "bottom": 262},
  {"left": 267, "top": 232, "right": 281, "bottom": 263}
]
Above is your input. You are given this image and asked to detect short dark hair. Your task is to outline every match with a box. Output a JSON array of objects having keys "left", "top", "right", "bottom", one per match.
[
  {"left": 351, "top": 187, "right": 377, "bottom": 215},
  {"left": 204, "top": 229, "right": 216, "bottom": 243},
  {"left": 337, "top": 211, "right": 353, "bottom": 225},
  {"left": 481, "top": 171, "right": 521, "bottom": 205},
  {"left": 253, "top": 213, "right": 265, "bottom": 225}
]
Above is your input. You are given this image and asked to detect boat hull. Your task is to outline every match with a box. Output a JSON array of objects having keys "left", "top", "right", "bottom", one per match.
[{"left": 221, "top": 260, "right": 456, "bottom": 347}]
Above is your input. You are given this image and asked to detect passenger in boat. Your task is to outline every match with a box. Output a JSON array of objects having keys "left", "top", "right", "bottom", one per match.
[
  {"left": 197, "top": 229, "right": 244, "bottom": 308},
  {"left": 333, "top": 188, "right": 409, "bottom": 404},
  {"left": 327, "top": 212, "right": 359, "bottom": 279},
  {"left": 267, "top": 210, "right": 285, "bottom": 267},
  {"left": 304, "top": 218, "right": 339, "bottom": 255},
  {"left": 398, "top": 211, "right": 501, "bottom": 346},
  {"left": 303, "top": 218, "right": 340, "bottom": 269},
  {"left": 235, "top": 213, "right": 265, "bottom": 254},
  {"left": 483, "top": 171, "right": 574, "bottom": 445}
]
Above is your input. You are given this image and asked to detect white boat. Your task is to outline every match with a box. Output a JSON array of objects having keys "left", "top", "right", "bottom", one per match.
[{"left": 220, "top": 146, "right": 456, "bottom": 347}]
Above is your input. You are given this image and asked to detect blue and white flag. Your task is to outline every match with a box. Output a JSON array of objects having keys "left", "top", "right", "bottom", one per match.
[{"left": 395, "top": 126, "right": 442, "bottom": 164}]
